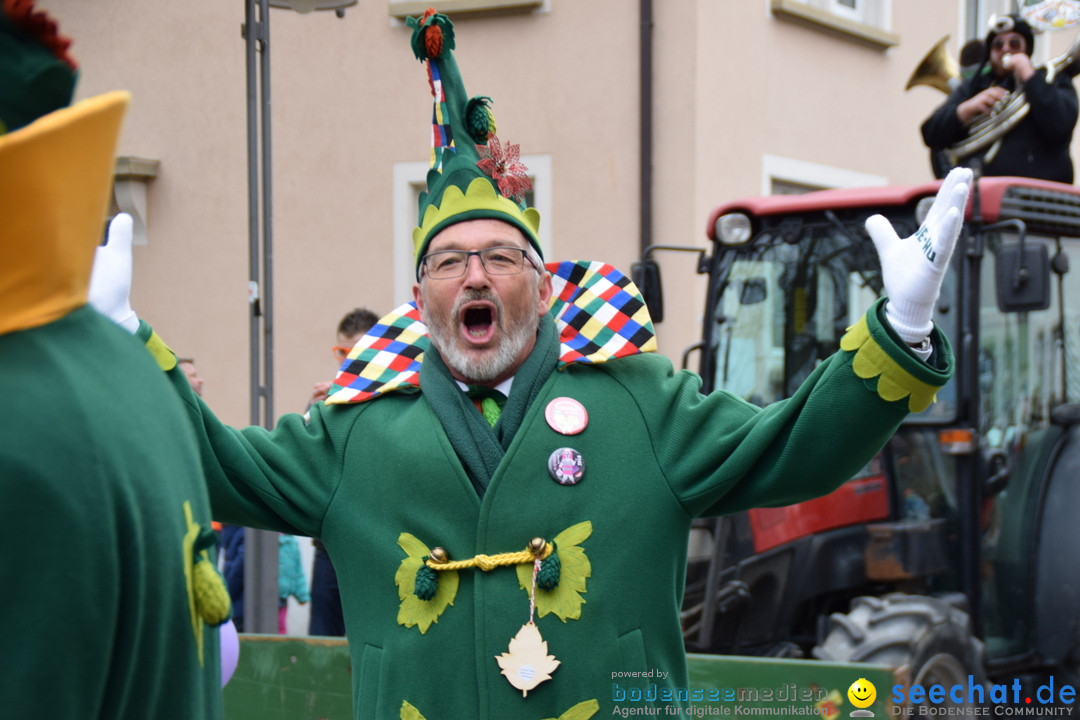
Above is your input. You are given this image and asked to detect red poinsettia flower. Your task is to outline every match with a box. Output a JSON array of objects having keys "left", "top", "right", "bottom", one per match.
[{"left": 476, "top": 136, "right": 532, "bottom": 204}]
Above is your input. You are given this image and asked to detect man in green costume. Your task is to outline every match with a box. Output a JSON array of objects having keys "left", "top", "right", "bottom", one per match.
[
  {"left": 90, "top": 8, "right": 971, "bottom": 719},
  {"left": 0, "top": 3, "right": 232, "bottom": 717}
]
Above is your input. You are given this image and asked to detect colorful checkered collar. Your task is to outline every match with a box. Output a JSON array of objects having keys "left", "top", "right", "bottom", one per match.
[{"left": 325, "top": 260, "right": 657, "bottom": 405}]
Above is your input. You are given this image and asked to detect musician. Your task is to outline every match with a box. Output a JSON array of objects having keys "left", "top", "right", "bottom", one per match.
[{"left": 921, "top": 14, "right": 1078, "bottom": 183}]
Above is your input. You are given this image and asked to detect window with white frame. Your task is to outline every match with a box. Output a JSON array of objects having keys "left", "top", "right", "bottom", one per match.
[
  {"left": 771, "top": 0, "right": 896, "bottom": 47},
  {"left": 828, "top": 0, "right": 865, "bottom": 24},
  {"left": 392, "top": 155, "right": 552, "bottom": 307},
  {"left": 387, "top": 0, "right": 546, "bottom": 19},
  {"left": 761, "top": 154, "right": 887, "bottom": 196}
]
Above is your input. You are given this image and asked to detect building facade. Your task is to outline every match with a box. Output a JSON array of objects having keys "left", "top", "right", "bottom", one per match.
[{"left": 42, "top": 0, "right": 1076, "bottom": 429}]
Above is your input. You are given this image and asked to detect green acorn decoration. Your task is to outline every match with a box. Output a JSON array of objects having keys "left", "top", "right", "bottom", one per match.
[
  {"left": 537, "top": 544, "right": 561, "bottom": 590},
  {"left": 414, "top": 564, "right": 439, "bottom": 601}
]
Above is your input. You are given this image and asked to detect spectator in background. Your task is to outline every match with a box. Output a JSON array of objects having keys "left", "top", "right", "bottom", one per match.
[
  {"left": 177, "top": 356, "right": 204, "bottom": 397},
  {"left": 219, "top": 524, "right": 246, "bottom": 631},
  {"left": 278, "top": 534, "right": 310, "bottom": 633},
  {"left": 309, "top": 307, "right": 378, "bottom": 637},
  {"left": 959, "top": 38, "right": 987, "bottom": 80},
  {"left": 308, "top": 307, "right": 380, "bottom": 407}
]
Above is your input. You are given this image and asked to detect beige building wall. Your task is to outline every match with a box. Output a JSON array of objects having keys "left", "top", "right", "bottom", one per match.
[{"left": 40, "top": 0, "right": 1080, "bottom": 428}]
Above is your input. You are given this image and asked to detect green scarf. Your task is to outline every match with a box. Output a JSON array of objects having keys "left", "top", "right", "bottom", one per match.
[{"left": 420, "top": 314, "right": 559, "bottom": 496}]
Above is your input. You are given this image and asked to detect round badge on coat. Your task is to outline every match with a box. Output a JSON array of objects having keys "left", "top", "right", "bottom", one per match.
[
  {"left": 548, "top": 447, "right": 585, "bottom": 486},
  {"left": 544, "top": 397, "right": 588, "bottom": 436}
]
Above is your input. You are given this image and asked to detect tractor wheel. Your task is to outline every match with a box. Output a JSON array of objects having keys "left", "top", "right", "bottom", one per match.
[{"left": 812, "top": 594, "right": 986, "bottom": 706}]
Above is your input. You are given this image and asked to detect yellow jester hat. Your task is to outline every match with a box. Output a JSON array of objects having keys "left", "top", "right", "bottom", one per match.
[{"left": 0, "top": 0, "right": 130, "bottom": 336}]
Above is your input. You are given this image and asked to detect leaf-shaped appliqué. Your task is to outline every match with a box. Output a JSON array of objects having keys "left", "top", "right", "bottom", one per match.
[
  {"left": 541, "top": 699, "right": 601, "bottom": 720},
  {"left": 516, "top": 521, "right": 593, "bottom": 621},
  {"left": 400, "top": 700, "right": 427, "bottom": 720},
  {"left": 395, "top": 533, "right": 459, "bottom": 634},
  {"left": 495, "top": 622, "right": 560, "bottom": 696}
]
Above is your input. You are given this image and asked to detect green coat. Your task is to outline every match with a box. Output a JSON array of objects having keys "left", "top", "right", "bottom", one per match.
[
  {"left": 153, "top": 263, "right": 951, "bottom": 720},
  {"left": 0, "top": 307, "right": 225, "bottom": 720}
]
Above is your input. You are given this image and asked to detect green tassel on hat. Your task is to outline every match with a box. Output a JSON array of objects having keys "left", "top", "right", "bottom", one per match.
[{"left": 406, "top": 8, "right": 542, "bottom": 274}]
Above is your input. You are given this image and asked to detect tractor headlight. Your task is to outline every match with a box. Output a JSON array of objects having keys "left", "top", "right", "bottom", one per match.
[
  {"left": 715, "top": 212, "right": 752, "bottom": 246},
  {"left": 915, "top": 196, "right": 935, "bottom": 227}
]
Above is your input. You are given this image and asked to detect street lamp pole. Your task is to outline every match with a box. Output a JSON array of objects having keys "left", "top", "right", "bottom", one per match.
[
  {"left": 240, "top": 0, "right": 356, "bottom": 635},
  {"left": 242, "top": 0, "right": 279, "bottom": 635}
]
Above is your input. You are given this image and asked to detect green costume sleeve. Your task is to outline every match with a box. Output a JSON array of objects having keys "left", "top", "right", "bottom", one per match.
[
  {"left": 607, "top": 299, "right": 953, "bottom": 518},
  {"left": 135, "top": 321, "right": 349, "bottom": 537}
]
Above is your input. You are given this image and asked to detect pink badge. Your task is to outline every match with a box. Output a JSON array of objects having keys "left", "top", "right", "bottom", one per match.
[{"left": 545, "top": 397, "right": 589, "bottom": 436}]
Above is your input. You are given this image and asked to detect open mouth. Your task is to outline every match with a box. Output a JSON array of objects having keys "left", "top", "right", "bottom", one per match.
[{"left": 461, "top": 303, "right": 497, "bottom": 344}]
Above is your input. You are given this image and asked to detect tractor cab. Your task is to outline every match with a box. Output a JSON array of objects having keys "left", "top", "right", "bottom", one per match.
[{"left": 639, "top": 176, "right": 1080, "bottom": 696}]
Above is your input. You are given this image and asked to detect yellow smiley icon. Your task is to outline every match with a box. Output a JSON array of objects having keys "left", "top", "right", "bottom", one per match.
[{"left": 848, "top": 678, "right": 877, "bottom": 709}]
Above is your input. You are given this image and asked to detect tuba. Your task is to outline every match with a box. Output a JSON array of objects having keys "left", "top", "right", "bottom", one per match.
[{"left": 943, "top": 12, "right": 1080, "bottom": 167}]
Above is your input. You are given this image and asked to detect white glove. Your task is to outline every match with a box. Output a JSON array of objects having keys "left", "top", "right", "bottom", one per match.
[
  {"left": 866, "top": 166, "right": 972, "bottom": 344},
  {"left": 88, "top": 213, "right": 140, "bottom": 334}
]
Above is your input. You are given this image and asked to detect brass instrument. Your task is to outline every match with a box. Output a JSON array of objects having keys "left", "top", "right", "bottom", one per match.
[{"left": 906, "top": 34, "right": 960, "bottom": 95}]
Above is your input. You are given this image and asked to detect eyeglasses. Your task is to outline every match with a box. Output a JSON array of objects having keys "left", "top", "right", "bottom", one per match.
[
  {"left": 331, "top": 345, "right": 352, "bottom": 362},
  {"left": 991, "top": 36, "right": 1025, "bottom": 52},
  {"left": 419, "top": 246, "right": 537, "bottom": 280}
]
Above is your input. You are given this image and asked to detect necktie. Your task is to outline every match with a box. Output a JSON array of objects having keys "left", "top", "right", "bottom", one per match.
[{"left": 467, "top": 386, "right": 506, "bottom": 427}]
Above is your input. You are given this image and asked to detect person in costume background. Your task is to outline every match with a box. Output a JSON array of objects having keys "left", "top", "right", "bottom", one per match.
[
  {"left": 89, "top": 8, "right": 971, "bottom": 719},
  {"left": 921, "top": 13, "right": 1079, "bottom": 182},
  {"left": 0, "top": 2, "right": 231, "bottom": 717}
]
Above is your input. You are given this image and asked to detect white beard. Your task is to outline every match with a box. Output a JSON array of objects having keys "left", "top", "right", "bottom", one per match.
[{"left": 424, "top": 288, "right": 538, "bottom": 383}]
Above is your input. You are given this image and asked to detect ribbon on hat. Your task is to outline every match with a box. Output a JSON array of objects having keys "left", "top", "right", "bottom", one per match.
[{"left": 405, "top": 8, "right": 542, "bottom": 270}]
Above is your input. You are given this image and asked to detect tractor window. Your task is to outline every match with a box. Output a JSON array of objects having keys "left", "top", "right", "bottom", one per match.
[
  {"left": 712, "top": 220, "right": 959, "bottom": 422},
  {"left": 714, "top": 232, "right": 883, "bottom": 405},
  {"left": 979, "top": 233, "right": 1080, "bottom": 455}
]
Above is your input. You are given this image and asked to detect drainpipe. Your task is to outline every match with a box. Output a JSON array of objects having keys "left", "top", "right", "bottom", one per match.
[{"left": 640, "top": 0, "right": 653, "bottom": 260}]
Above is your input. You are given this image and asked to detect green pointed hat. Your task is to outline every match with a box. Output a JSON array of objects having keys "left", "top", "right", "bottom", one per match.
[
  {"left": 407, "top": 8, "right": 541, "bottom": 274},
  {"left": 0, "top": 0, "right": 78, "bottom": 135}
]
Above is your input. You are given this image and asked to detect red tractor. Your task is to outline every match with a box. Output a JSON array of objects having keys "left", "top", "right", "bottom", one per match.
[{"left": 636, "top": 175, "right": 1080, "bottom": 703}]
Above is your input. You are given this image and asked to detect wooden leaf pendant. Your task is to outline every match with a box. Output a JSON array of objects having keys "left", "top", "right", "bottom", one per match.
[{"left": 495, "top": 622, "right": 560, "bottom": 696}]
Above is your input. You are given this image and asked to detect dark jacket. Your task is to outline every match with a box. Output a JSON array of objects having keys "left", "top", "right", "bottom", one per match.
[{"left": 921, "top": 64, "right": 1078, "bottom": 183}]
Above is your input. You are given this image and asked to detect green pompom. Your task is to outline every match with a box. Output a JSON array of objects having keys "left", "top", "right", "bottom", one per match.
[
  {"left": 465, "top": 96, "right": 495, "bottom": 144},
  {"left": 537, "top": 547, "right": 561, "bottom": 590},
  {"left": 414, "top": 564, "right": 439, "bottom": 601}
]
